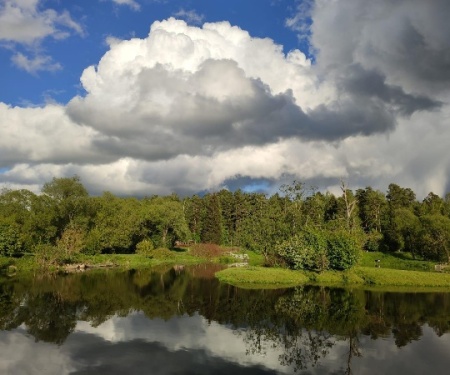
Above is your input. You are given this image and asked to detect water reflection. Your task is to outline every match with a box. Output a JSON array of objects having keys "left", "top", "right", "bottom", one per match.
[{"left": 1, "top": 265, "right": 450, "bottom": 374}]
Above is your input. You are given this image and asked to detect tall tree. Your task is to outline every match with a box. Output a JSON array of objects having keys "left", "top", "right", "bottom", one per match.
[
  {"left": 201, "top": 193, "right": 222, "bottom": 244},
  {"left": 41, "top": 176, "right": 90, "bottom": 236}
]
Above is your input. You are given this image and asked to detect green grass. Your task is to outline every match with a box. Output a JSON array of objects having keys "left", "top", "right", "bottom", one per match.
[
  {"left": 305, "top": 269, "right": 365, "bottom": 285},
  {"left": 355, "top": 266, "right": 450, "bottom": 287},
  {"left": 0, "top": 249, "right": 204, "bottom": 275},
  {"left": 215, "top": 266, "right": 309, "bottom": 288},
  {"left": 359, "top": 251, "right": 435, "bottom": 271},
  {"left": 4, "top": 249, "right": 450, "bottom": 290}
]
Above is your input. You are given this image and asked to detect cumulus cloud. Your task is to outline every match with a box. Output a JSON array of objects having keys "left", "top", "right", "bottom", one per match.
[
  {"left": 0, "top": 0, "right": 83, "bottom": 44},
  {"left": 1, "top": 1, "right": 450, "bottom": 197},
  {"left": 0, "top": 0, "right": 83, "bottom": 74}
]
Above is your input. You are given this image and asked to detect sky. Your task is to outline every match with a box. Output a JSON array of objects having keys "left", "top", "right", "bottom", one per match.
[{"left": 0, "top": 0, "right": 449, "bottom": 198}]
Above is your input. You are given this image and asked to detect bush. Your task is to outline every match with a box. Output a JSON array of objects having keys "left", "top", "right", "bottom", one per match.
[
  {"left": 275, "top": 227, "right": 362, "bottom": 272},
  {"left": 33, "top": 243, "right": 64, "bottom": 269},
  {"left": 0, "top": 222, "right": 23, "bottom": 257},
  {"left": 56, "top": 226, "right": 85, "bottom": 261},
  {"left": 135, "top": 239, "right": 154, "bottom": 256},
  {"left": 190, "top": 243, "right": 227, "bottom": 259},
  {"left": 149, "top": 247, "right": 176, "bottom": 260},
  {"left": 326, "top": 229, "right": 361, "bottom": 270},
  {"left": 275, "top": 228, "right": 328, "bottom": 271}
]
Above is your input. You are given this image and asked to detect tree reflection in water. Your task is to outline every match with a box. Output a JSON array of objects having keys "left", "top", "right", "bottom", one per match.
[{"left": 1, "top": 266, "right": 450, "bottom": 372}]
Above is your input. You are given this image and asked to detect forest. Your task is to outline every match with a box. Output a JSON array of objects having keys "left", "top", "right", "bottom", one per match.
[{"left": 1, "top": 176, "right": 450, "bottom": 271}]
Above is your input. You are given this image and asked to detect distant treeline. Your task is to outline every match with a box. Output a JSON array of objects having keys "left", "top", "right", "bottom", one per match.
[{"left": 1, "top": 177, "right": 450, "bottom": 268}]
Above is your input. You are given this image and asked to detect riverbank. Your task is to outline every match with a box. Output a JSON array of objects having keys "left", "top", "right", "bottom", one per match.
[
  {"left": 3, "top": 250, "right": 450, "bottom": 290},
  {"left": 215, "top": 266, "right": 450, "bottom": 289},
  {"left": 215, "top": 251, "right": 450, "bottom": 289},
  {"left": 0, "top": 251, "right": 205, "bottom": 275}
]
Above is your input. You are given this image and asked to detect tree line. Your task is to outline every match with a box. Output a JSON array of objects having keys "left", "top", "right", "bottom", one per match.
[{"left": 1, "top": 176, "right": 450, "bottom": 268}]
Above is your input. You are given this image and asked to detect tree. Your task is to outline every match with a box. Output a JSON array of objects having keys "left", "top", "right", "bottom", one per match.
[
  {"left": 384, "top": 184, "right": 417, "bottom": 252},
  {"left": 201, "top": 193, "right": 222, "bottom": 244},
  {"left": 85, "top": 193, "right": 144, "bottom": 254},
  {"left": 338, "top": 180, "right": 359, "bottom": 231},
  {"left": 392, "top": 208, "right": 421, "bottom": 256},
  {"left": 280, "top": 180, "right": 307, "bottom": 235},
  {"left": 41, "top": 176, "right": 90, "bottom": 236},
  {"left": 184, "top": 195, "right": 204, "bottom": 244},
  {"left": 142, "top": 196, "right": 190, "bottom": 247},
  {"left": 356, "top": 187, "right": 387, "bottom": 233},
  {"left": 420, "top": 192, "right": 444, "bottom": 216},
  {"left": 0, "top": 221, "right": 22, "bottom": 257},
  {"left": 418, "top": 214, "right": 450, "bottom": 263}
]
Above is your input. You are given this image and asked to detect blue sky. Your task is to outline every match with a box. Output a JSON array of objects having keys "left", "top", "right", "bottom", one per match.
[
  {"left": 1, "top": 0, "right": 306, "bottom": 106},
  {"left": 1, "top": 0, "right": 449, "bottom": 198}
]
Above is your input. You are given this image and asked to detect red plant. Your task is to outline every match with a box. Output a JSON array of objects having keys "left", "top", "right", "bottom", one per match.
[{"left": 190, "top": 243, "right": 228, "bottom": 259}]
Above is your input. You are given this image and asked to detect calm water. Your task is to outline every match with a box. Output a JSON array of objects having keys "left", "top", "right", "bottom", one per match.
[{"left": 1, "top": 264, "right": 450, "bottom": 374}]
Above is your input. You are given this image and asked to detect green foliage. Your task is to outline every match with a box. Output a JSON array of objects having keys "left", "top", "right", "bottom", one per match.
[
  {"left": 276, "top": 227, "right": 361, "bottom": 272},
  {"left": 201, "top": 193, "right": 222, "bottom": 244},
  {"left": 142, "top": 195, "right": 190, "bottom": 248},
  {"left": 33, "top": 243, "right": 64, "bottom": 269},
  {"left": 275, "top": 227, "right": 328, "bottom": 271},
  {"left": 364, "top": 229, "right": 383, "bottom": 252},
  {"left": 0, "top": 222, "right": 23, "bottom": 257},
  {"left": 418, "top": 214, "right": 450, "bottom": 263},
  {"left": 326, "top": 229, "right": 361, "bottom": 270},
  {"left": 135, "top": 239, "right": 154, "bottom": 256},
  {"left": 149, "top": 248, "right": 176, "bottom": 260},
  {"left": 56, "top": 225, "right": 85, "bottom": 261}
]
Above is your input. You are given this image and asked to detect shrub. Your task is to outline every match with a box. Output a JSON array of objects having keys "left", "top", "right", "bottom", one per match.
[
  {"left": 149, "top": 247, "right": 176, "bottom": 260},
  {"left": 190, "top": 243, "right": 227, "bottom": 259},
  {"left": 56, "top": 226, "right": 85, "bottom": 261},
  {"left": 135, "top": 239, "right": 154, "bottom": 256},
  {"left": 275, "top": 228, "right": 328, "bottom": 271},
  {"left": 326, "top": 229, "right": 361, "bottom": 270},
  {"left": 0, "top": 222, "right": 23, "bottom": 257},
  {"left": 33, "top": 243, "right": 64, "bottom": 269}
]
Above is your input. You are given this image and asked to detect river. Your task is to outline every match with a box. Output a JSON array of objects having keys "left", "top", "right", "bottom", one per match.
[{"left": 1, "top": 264, "right": 450, "bottom": 374}]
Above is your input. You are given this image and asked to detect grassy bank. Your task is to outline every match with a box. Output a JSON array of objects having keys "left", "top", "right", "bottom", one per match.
[
  {"left": 0, "top": 250, "right": 205, "bottom": 275},
  {"left": 0, "top": 245, "right": 257, "bottom": 275},
  {"left": 216, "top": 265, "right": 450, "bottom": 289},
  {"left": 215, "top": 251, "right": 450, "bottom": 289},
  {"left": 215, "top": 266, "right": 309, "bottom": 288},
  {"left": 4, "top": 248, "right": 450, "bottom": 290}
]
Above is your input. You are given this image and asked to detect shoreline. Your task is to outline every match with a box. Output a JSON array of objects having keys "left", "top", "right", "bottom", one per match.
[{"left": 3, "top": 253, "right": 450, "bottom": 291}]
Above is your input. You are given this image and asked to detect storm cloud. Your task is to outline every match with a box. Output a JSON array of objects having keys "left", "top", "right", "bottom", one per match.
[{"left": 1, "top": 1, "right": 450, "bottom": 197}]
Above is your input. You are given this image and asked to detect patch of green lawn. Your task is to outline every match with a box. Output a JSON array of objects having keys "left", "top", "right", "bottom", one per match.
[{"left": 215, "top": 266, "right": 309, "bottom": 288}]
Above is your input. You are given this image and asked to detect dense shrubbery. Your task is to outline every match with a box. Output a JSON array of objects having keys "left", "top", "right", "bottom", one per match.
[
  {"left": 135, "top": 239, "right": 154, "bottom": 256},
  {"left": 275, "top": 227, "right": 361, "bottom": 271}
]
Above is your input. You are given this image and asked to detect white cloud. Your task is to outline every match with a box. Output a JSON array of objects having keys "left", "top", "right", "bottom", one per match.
[
  {"left": 0, "top": 0, "right": 83, "bottom": 44},
  {"left": 173, "top": 8, "right": 205, "bottom": 25},
  {"left": 1, "top": 4, "right": 450, "bottom": 198},
  {"left": 110, "top": 0, "right": 141, "bottom": 11},
  {"left": 11, "top": 52, "right": 62, "bottom": 73},
  {"left": 0, "top": 0, "right": 84, "bottom": 75}
]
